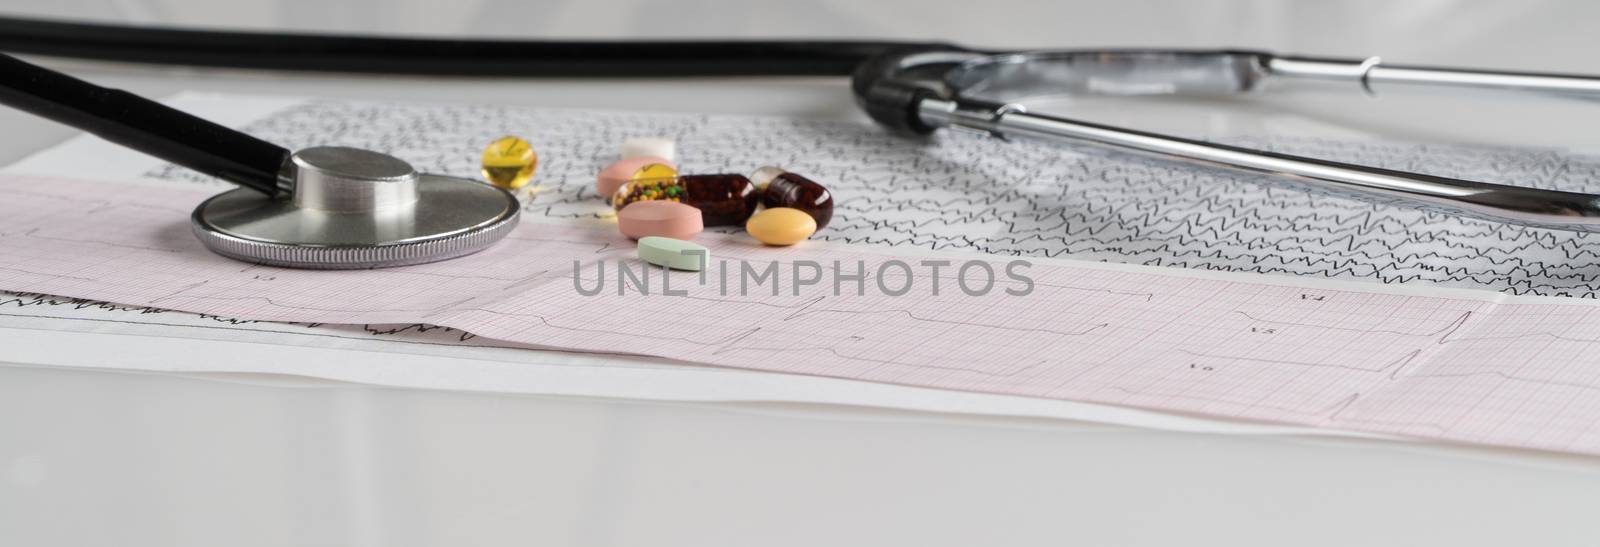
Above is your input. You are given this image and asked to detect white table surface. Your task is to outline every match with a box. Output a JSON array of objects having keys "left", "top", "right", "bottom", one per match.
[{"left": 4, "top": 1, "right": 1600, "bottom": 545}]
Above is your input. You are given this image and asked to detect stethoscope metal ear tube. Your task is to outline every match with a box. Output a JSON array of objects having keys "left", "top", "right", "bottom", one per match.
[
  {"left": 855, "top": 48, "right": 1600, "bottom": 232},
  {"left": 916, "top": 98, "right": 1600, "bottom": 231}
]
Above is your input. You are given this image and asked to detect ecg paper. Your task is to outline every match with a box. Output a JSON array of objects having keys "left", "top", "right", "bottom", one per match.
[
  {"left": 10, "top": 93, "right": 1600, "bottom": 454},
  {"left": 14, "top": 93, "right": 1600, "bottom": 297},
  {"left": 6, "top": 175, "right": 1600, "bottom": 455},
  {"left": 5, "top": 294, "right": 1305, "bottom": 437}
]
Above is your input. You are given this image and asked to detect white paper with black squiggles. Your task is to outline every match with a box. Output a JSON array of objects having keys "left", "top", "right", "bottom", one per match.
[
  {"left": 6, "top": 92, "right": 1598, "bottom": 435},
  {"left": 38, "top": 93, "right": 1597, "bottom": 298}
]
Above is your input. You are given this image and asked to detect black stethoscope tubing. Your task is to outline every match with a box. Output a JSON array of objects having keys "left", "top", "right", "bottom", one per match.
[{"left": 0, "top": 15, "right": 949, "bottom": 77}]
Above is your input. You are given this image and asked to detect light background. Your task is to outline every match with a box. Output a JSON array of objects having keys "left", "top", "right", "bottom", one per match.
[{"left": 3, "top": 2, "right": 1600, "bottom": 546}]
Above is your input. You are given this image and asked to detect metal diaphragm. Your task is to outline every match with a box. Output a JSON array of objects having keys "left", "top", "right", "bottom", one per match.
[{"left": 191, "top": 146, "right": 520, "bottom": 269}]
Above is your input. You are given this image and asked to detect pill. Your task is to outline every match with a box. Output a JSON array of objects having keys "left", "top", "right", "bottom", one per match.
[
  {"left": 597, "top": 156, "right": 675, "bottom": 198},
  {"left": 637, "top": 236, "right": 709, "bottom": 271},
  {"left": 614, "top": 173, "right": 759, "bottom": 226},
  {"left": 621, "top": 137, "right": 676, "bottom": 162},
  {"left": 630, "top": 162, "right": 679, "bottom": 186},
  {"left": 752, "top": 167, "right": 834, "bottom": 230},
  {"left": 481, "top": 135, "right": 538, "bottom": 190},
  {"left": 745, "top": 207, "right": 817, "bottom": 246},
  {"left": 617, "top": 200, "right": 703, "bottom": 241},
  {"left": 750, "top": 166, "right": 786, "bottom": 191}
]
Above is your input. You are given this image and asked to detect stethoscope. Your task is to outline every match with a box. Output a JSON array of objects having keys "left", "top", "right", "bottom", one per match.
[
  {"left": 853, "top": 47, "right": 1600, "bottom": 231},
  {"left": 4, "top": 16, "right": 1600, "bottom": 269}
]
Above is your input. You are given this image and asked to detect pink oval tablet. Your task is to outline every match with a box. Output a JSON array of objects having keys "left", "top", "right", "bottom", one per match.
[
  {"left": 597, "top": 156, "right": 676, "bottom": 198},
  {"left": 617, "top": 200, "right": 703, "bottom": 241}
]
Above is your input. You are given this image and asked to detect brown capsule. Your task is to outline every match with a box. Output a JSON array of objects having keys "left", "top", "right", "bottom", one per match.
[
  {"left": 754, "top": 167, "right": 833, "bottom": 230},
  {"left": 613, "top": 173, "right": 759, "bottom": 226}
]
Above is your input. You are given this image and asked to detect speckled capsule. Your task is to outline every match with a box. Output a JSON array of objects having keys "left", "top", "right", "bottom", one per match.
[
  {"left": 752, "top": 167, "right": 833, "bottom": 230},
  {"left": 613, "top": 173, "right": 759, "bottom": 226}
]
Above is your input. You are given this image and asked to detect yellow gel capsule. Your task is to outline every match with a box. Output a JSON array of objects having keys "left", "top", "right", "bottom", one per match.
[
  {"left": 632, "top": 163, "right": 678, "bottom": 184},
  {"left": 745, "top": 207, "right": 817, "bottom": 246},
  {"left": 480, "top": 135, "right": 538, "bottom": 190}
]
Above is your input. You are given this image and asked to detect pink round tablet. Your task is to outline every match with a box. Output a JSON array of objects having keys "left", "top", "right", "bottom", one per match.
[
  {"left": 597, "top": 156, "right": 676, "bottom": 198},
  {"left": 617, "top": 200, "right": 703, "bottom": 240}
]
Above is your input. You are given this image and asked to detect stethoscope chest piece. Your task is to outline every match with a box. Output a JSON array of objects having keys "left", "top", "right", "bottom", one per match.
[{"left": 190, "top": 146, "right": 521, "bottom": 269}]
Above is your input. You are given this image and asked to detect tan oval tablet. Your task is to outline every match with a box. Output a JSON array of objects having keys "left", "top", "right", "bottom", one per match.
[
  {"left": 617, "top": 200, "right": 703, "bottom": 241},
  {"left": 745, "top": 207, "right": 817, "bottom": 246},
  {"left": 597, "top": 156, "right": 675, "bottom": 198}
]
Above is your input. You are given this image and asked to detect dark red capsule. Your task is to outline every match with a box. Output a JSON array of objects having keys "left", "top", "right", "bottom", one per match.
[
  {"left": 685, "top": 174, "right": 760, "bottom": 226},
  {"left": 756, "top": 169, "right": 833, "bottom": 230}
]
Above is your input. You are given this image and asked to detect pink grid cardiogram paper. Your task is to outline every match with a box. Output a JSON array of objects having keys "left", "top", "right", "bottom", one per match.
[{"left": 10, "top": 175, "right": 1600, "bottom": 455}]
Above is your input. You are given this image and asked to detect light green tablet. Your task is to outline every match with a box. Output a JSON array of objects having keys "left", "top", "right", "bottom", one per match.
[{"left": 636, "top": 236, "right": 709, "bottom": 271}]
